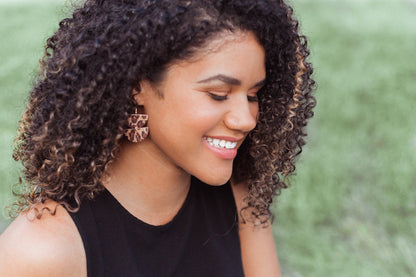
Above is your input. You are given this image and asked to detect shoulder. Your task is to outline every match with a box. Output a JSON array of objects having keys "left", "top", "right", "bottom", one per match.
[{"left": 0, "top": 201, "right": 86, "bottom": 277}]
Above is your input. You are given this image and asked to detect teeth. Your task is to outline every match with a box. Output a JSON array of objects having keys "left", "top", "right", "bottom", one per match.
[{"left": 204, "top": 137, "right": 238, "bottom": 149}]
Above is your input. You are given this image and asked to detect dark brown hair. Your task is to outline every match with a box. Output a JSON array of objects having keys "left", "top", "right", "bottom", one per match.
[{"left": 12, "top": 0, "right": 315, "bottom": 224}]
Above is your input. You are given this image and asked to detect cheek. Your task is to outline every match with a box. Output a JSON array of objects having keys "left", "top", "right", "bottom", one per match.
[
  {"left": 148, "top": 96, "right": 223, "bottom": 144},
  {"left": 170, "top": 95, "right": 224, "bottom": 132}
]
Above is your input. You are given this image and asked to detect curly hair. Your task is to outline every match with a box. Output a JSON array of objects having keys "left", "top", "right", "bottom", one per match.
[{"left": 12, "top": 0, "right": 315, "bottom": 224}]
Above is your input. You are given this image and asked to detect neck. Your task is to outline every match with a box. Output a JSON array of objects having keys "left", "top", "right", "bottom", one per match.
[{"left": 103, "top": 139, "right": 191, "bottom": 225}]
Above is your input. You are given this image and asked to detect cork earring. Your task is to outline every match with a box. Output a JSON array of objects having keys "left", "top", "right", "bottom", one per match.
[{"left": 124, "top": 108, "right": 149, "bottom": 143}]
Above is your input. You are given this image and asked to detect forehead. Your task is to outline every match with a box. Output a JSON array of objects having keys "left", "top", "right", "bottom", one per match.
[
  {"left": 168, "top": 32, "right": 265, "bottom": 76},
  {"left": 158, "top": 30, "right": 262, "bottom": 67},
  {"left": 159, "top": 32, "right": 266, "bottom": 89},
  {"left": 186, "top": 31, "right": 254, "bottom": 62}
]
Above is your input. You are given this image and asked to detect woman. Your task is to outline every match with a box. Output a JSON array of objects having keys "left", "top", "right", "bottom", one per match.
[{"left": 0, "top": 0, "right": 315, "bottom": 276}]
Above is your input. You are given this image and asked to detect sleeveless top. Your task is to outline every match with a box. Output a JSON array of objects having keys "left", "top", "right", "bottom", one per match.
[{"left": 69, "top": 177, "right": 244, "bottom": 277}]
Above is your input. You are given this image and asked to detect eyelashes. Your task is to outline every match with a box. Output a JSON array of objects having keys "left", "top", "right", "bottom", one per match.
[
  {"left": 247, "top": 95, "right": 259, "bottom": 102},
  {"left": 207, "top": 92, "right": 258, "bottom": 102},
  {"left": 208, "top": 93, "right": 227, "bottom": 101}
]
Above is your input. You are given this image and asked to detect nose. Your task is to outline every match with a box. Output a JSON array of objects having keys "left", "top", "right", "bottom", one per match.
[{"left": 224, "top": 95, "right": 258, "bottom": 133}]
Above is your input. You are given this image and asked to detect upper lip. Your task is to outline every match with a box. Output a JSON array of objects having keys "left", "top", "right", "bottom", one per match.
[{"left": 203, "top": 136, "right": 245, "bottom": 142}]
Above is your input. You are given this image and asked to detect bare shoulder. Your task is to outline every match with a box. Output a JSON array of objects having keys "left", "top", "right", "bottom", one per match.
[{"left": 0, "top": 201, "right": 86, "bottom": 277}]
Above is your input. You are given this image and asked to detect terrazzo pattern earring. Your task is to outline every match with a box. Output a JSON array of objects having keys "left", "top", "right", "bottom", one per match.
[{"left": 124, "top": 108, "right": 149, "bottom": 143}]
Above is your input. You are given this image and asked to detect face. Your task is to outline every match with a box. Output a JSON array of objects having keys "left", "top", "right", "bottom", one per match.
[{"left": 136, "top": 32, "right": 266, "bottom": 185}]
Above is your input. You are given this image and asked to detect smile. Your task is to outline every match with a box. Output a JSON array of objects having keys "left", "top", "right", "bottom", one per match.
[{"left": 203, "top": 137, "right": 238, "bottom": 149}]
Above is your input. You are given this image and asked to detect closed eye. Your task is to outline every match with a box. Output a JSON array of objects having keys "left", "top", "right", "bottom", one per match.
[
  {"left": 208, "top": 92, "right": 259, "bottom": 102},
  {"left": 207, "top": 92, "right": 228, "bottom": 101},
  {"left": 247, "top": 95, "right": 258, "bottom": 102}
]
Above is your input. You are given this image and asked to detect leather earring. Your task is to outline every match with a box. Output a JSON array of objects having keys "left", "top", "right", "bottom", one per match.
[{"left": 124, "top": 108, "right": 149, "bottom": 143}]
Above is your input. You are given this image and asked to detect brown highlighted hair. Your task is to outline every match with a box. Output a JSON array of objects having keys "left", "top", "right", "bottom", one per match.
[{"left": 12, "top": 0, "right": 316, "bottom": 224}]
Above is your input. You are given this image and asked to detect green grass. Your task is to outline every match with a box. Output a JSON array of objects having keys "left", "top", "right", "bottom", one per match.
[
  {"left": 0, "top": 0, "right": 415, "bottom": 276},
  {"left": 274, "top": 0, "right": 416, "bottom": 276}
]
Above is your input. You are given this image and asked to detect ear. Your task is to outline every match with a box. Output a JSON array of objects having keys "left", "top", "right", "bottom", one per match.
[{"left": 132, "top": 80, "right": 153, "bottom": 106}]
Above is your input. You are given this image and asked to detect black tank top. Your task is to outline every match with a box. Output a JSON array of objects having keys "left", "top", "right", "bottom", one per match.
[{"left": 69, "top": 177, "right": 244, "bottom": 277}]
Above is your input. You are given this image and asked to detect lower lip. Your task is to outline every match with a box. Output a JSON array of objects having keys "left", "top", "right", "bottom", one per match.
[{"left": 203, "top": 139, "right": 238, "bottom": 160}]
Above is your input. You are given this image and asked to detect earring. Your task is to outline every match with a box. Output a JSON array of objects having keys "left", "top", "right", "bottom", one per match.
[{"left": 124, "top": 108, "right": 149, "bottom": 143}]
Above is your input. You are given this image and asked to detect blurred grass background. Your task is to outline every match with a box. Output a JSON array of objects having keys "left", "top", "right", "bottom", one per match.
[{"left": 0, "top": 0, "right": 415, "bottom": 276}]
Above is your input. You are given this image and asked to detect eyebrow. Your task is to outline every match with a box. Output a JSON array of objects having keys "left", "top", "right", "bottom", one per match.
[{"left": 197, "top": 74, "right": 266, "bottom": 88}]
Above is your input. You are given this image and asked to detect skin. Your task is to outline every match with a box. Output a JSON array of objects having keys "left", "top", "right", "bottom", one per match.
[
  {"left": 0, "top": 32, "right": 280, "bottom": 276},
  {"left": 0, "top": 202, "right": 86, "bottom": 277}
]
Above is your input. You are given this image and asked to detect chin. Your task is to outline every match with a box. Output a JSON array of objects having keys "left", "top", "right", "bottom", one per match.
[{"left": 197, "top": 171, "right": 232, "bottom": 186}]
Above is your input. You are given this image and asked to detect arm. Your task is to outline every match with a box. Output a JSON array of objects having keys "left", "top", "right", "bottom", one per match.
[{"left": 231, "top": 182, "right": 281, "bottom": 277}]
